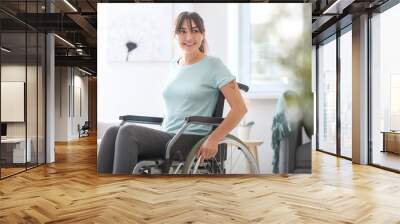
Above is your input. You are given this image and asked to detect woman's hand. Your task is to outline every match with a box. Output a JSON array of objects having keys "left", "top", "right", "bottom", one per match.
[{"left": 197, "top": 136, "right": 219, "bottom": 163}]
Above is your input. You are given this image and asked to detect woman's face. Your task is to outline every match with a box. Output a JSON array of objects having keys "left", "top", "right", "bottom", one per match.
[{"left": 175, "top": 19, "right": 204, "bottom": 54}]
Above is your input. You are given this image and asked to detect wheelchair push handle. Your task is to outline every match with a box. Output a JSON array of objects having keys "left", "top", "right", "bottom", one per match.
[{"left": 237, "top": 83, "right": 249, "bottom": 92}]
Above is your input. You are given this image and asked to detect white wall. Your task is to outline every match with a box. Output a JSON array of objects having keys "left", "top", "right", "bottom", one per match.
[
  {"left": 55, "top": 67, "right": 68, "bottom": 141},
  {"left": 242, "top": 99, "right": 277, "bottom": 173},
  {"left": 98, "top": 3, "right": 229, "bottom": 118},
  {"left": 55, "top": 67, "right": 89, "bottom": 141},
  {"left": 98, "top": 3, "right": 231, "bottom": 125},
  {"left": 193, "top": 3, "right": 229, "bottom": 64}
]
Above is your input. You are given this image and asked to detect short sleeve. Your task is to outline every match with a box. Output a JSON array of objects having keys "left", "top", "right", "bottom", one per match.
[{"left": 213, "top": 58, "right": 236, "bottom": 89}]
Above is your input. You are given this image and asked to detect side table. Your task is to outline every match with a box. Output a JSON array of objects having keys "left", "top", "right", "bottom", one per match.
[{"left": 243, "top": 140, "right": 263, "bottom": 167}]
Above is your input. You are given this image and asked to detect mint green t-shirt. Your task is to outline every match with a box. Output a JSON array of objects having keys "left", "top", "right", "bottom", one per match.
[{"left": 161, "top": 55, "right": 235, "bottom": 135}]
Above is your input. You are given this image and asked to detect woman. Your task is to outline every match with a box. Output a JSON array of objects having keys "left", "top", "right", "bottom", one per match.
[{"left": 98, "top": 11, "right": 247, "bottom": 174}]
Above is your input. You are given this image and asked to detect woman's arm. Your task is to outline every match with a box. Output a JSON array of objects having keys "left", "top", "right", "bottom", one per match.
[{"left": 197, "top": 80, "right": 248, "bottom": 161}]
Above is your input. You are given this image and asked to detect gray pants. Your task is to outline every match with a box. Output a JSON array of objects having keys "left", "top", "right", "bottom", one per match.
[{"left": 97, "top": 124, "right": 203, "bottom": 174}]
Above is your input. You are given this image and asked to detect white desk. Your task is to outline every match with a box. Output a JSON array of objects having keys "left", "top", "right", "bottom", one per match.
[{"left": 1, "top": 138, "right": 31, "bottom": 163}]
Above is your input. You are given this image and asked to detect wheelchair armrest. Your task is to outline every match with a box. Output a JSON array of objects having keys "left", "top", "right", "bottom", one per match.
[
  {"left": 119, "top": 115, "right": 163, "bottom": 125},
  {"left": 164, "top": 116, "right": 223, "bottom": 160},
  {"left": 184, "top": 116, "right": 224, "bottom": 126}
]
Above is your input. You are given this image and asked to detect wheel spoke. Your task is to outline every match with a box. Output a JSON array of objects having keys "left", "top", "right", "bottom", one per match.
[
  {"left": 193, "top": 156, "right": 202, "bottom": 174},
  {"left": 212, "top": 157, "right": 223, "bottom": 173},
  {"left": 230, "top": 147, "right": 244, "bottom": 173},
  {"left": 229, "top": 144, "right": 233, "bottom": 173},
  {"left": 183, "top": 137, "right": 259, "bottom": 174}
]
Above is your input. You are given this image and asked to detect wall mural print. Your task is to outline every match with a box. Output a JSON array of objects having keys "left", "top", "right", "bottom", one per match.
[
  {"left": 98, "top": 3, "right": 312, "bottom": 175},
  {"left": 103, "top": 4, "right": 173, "bottom": 62}
]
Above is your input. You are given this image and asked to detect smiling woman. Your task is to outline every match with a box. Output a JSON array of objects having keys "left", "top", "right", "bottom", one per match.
[
  {"left": 97, "top": 10, "right": 250, "bottom": 174},
  {"left": 174, "top": 11, "right": 208, "bottom": 56}
]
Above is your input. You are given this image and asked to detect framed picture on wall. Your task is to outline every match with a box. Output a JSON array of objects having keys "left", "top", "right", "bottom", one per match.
[
  {"left": 102, "top": 3, "right": 173, "bottom": 62},
  {"left": 1, "top": 81, "right": 25, "bottom": 122}
]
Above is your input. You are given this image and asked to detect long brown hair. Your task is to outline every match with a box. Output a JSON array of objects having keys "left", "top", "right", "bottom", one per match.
[{"left": 174, "top": 11, "right": 208, "bottom": 54}]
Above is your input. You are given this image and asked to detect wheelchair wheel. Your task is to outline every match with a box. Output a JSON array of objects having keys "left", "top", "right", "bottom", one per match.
[{"left": 182, "top": 134, "right": 260, "bottom": 174}]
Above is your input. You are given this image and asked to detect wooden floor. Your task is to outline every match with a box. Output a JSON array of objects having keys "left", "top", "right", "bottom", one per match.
[
  {"left": 372, "top": 150, "right": 400, "bottom": 171},
  {"left": 1, "top": 135, "right": 400, "bottom": 223},
  {"left": 1, "top": 167, "right": 26, "bottom": 177},
  {"left": 1, "top": 163, "right": 45, "bottom": 178}
]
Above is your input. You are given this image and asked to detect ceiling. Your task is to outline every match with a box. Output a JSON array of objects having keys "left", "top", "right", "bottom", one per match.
[
  {"left": 0, "top": 0, "right": 393, "bottom": 75},
  {"left": 311, "top": 0, "right": 390, "bottom": 43},
  {"left": 1, "top": 0, "right": 99, "bottom": 74}
]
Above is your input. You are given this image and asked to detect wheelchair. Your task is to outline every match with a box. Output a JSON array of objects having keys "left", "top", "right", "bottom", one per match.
[
  {"left": 78, "top": 121, "right": 90, "bottom": 138},
  {"left": 119, "top": 83, "right": 259, "bottom": 175}
]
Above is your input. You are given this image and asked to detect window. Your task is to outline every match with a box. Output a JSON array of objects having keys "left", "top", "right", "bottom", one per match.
[
  {"left": 316, "top": 26, "right": 352, "bottom": 158},
  {"left": 231, "top": 4, "right": 310, "bottom": 98},
  {"left": 371, "top": 2, "right": 400, "bottom": 171},
  {"left": 339, "top": 28, "right": 352, "bottom": 158},
  {"left": 390, "top": 74, "right": 400, "bottom": 130}
]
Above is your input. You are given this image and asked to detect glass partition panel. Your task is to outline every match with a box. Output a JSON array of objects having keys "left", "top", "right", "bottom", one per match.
[
  {"left": 317, "top": 37, "right": 337, "bottom": 154},
  {"left": 339, "top": 29, "right": 352, "bottom": 158},
  {"left": 0, "top": 1, "right": 46, "bottom": 179},
  {"left": 1, "top": 31, "right": 27, "bottom": 177},
  {"left": 27, "top": 31, "right": 38, "bottom": 169}
]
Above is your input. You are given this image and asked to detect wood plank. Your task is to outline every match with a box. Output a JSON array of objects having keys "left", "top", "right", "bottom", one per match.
[{"left": 0, "top": 134, "right": 399, "bottom": 223}]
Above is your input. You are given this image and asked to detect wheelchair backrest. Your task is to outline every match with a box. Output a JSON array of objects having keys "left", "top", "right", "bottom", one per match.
[
  {"left": 82, "top": 121, "right": 90, "bottom": 129},
  {"left": 211, "top": 82, "right": 249, "bottom": 118}
]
